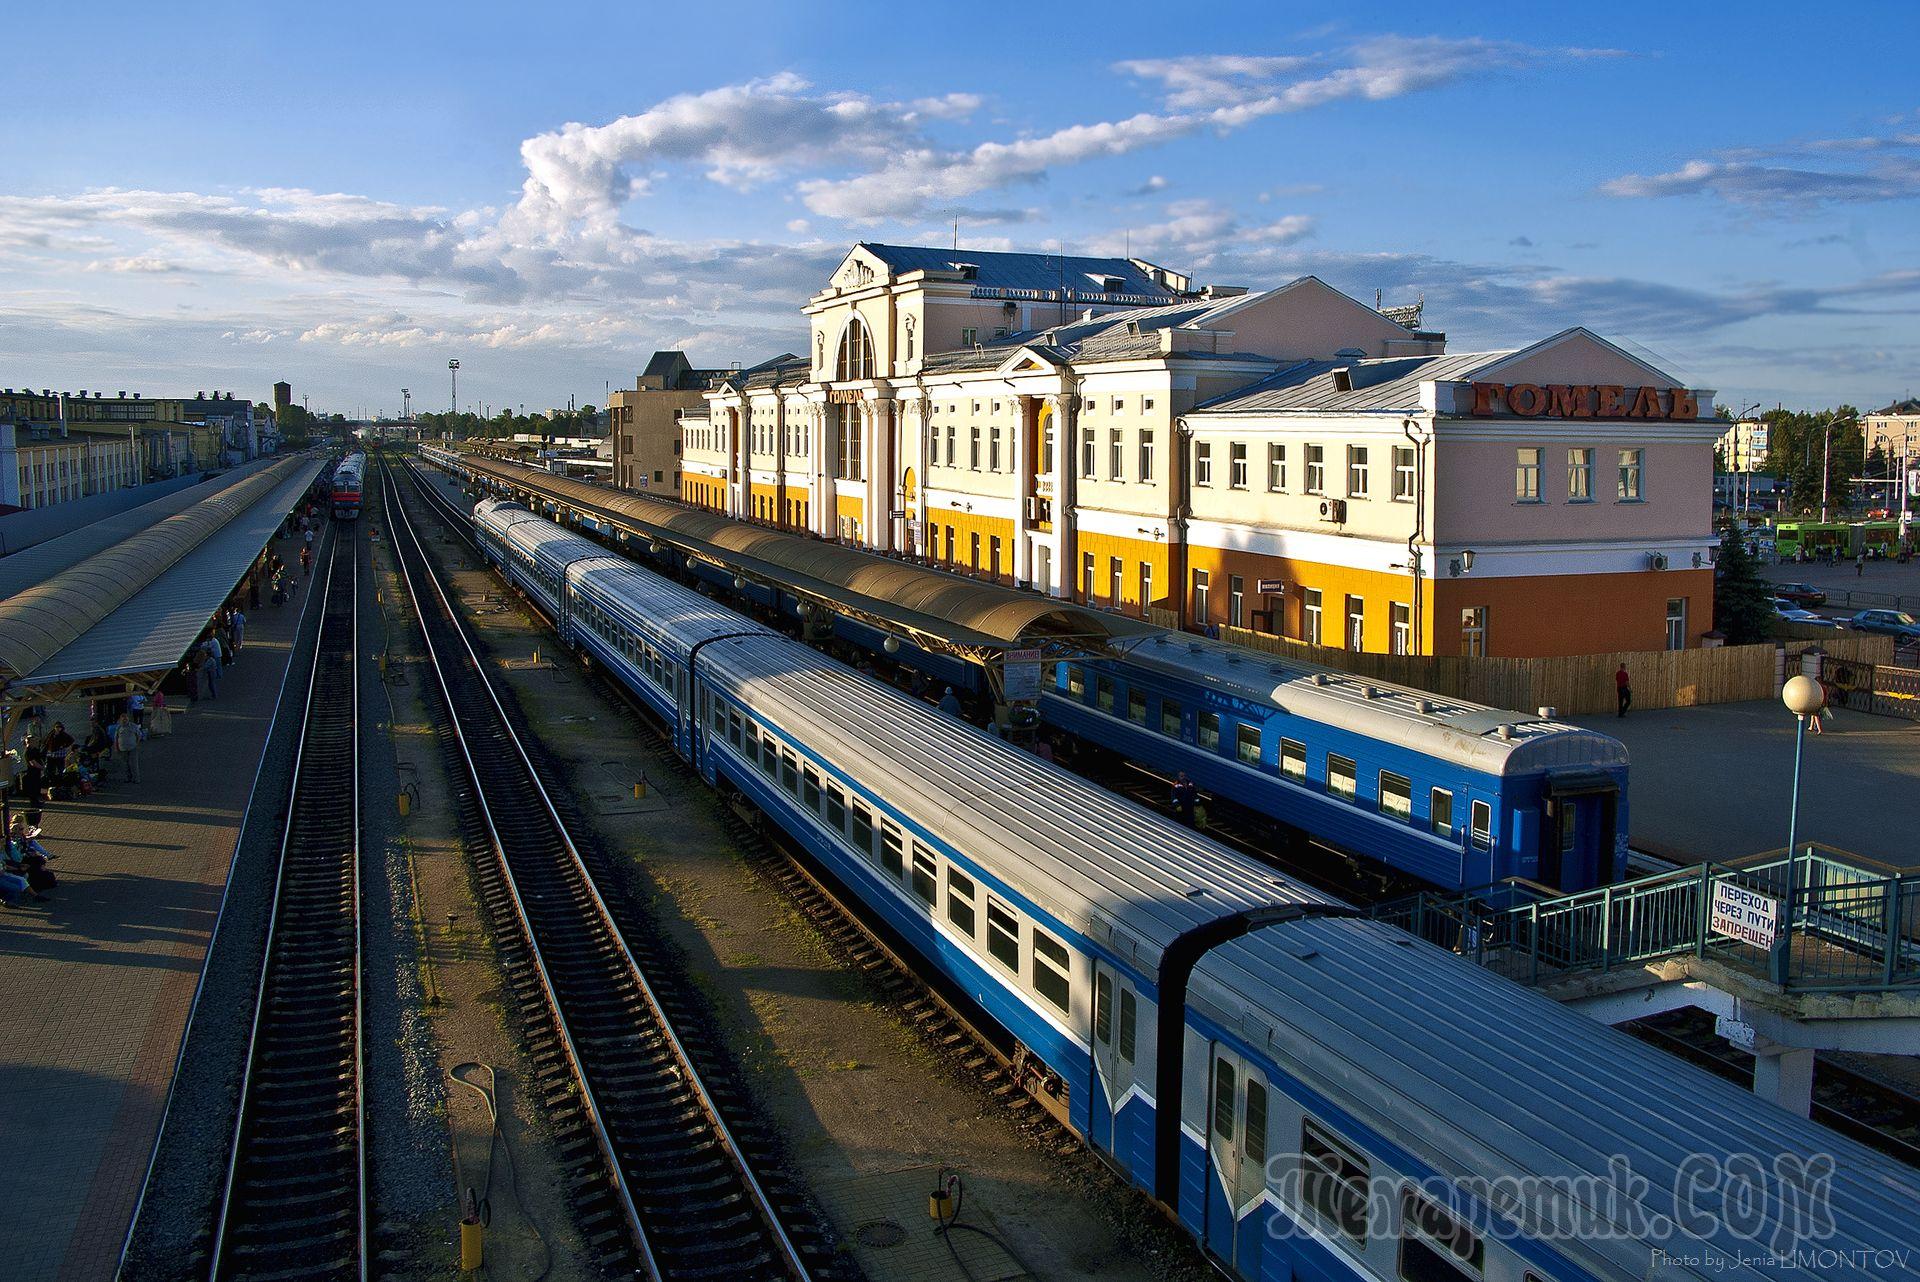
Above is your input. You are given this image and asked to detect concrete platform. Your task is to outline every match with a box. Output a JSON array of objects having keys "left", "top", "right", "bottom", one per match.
[
  {"left": 0, "top": 530, "right": 328, "bottom": 1282},
  {"left": 1575, "top": 697, "right": 1920, "bottom": 866}
]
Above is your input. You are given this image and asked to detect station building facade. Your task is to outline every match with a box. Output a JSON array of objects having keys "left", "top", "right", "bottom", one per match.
[{"left": 678, "top": 242, "right": 1722, "bottom": 657}]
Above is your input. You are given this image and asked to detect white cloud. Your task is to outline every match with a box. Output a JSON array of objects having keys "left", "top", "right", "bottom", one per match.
[{"left": 1602, "top": 129, "right": 1920, "bottom": 208}]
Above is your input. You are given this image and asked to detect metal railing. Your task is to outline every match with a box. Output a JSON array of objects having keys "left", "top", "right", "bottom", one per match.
[{"left": 1376, "top": 846, "right": 1920, "bottom": 993}]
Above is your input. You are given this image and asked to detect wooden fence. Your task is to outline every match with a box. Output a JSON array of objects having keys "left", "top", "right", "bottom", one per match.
[{"left": 1210, "top": 626, "right": 1896, "bottom": 717}]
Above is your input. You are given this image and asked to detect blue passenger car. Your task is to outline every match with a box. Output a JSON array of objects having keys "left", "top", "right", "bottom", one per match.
[{"left": 1046, "top": 633, "right": 1629, "bottom": 893}]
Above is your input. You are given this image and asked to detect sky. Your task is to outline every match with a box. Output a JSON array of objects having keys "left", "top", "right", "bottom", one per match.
[{"left": 3, "top": 1, "right": 1917, "bottom": 418}]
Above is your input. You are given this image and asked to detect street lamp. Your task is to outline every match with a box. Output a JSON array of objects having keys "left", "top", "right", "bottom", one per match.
[
  {"left": 1816, "top": 413, "right": 1857, "bottom": 523},
  {"left": 1777, "top": 672, "right": 1827, "bottom": 980},
  {"left": 448, "top": 359, "right": 460, "bottom": 417}
]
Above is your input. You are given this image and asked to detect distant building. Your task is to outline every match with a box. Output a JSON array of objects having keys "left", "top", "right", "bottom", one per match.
[
  {"left": 273, "top": 380, "right": 292, "bottom": 417},
  {"left": 0, "top": 386, "right": 215, "bottom": 509},
  {"left": 1864, "top": 398, "right": 1920, "bottom": 465},
  {"left": 1717, "top": 418, "right": 1770, "bottom": 472},
  {"left": 608, "top": 351, "right": 733, "bottom": 494}
]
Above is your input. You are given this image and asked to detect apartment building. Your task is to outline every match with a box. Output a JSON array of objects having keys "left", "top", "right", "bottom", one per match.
[
  {"left": 1183, "top": 330, "right": 1721, "bottom": 656},
  {"left": 1, "top": 386, "right": 224, "bottom": 509},
  {"left": 608, "top": 351, "right": 731, "bottom": 494},
  {"left": 679, "top": 242, "right": 1722, "bottom": 657}
]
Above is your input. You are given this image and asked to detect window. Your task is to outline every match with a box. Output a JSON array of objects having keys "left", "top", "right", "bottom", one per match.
[
  {"left": 1515, "top": 447, "right": 1542, "bottom": 502},
  {"left": 1236, "top": 723, "right": 1260, "bottom": 765},
  {"left": 1212, "top": 1058, "right": 1236, "bottom": 1140},
  {"left": 1082, "top": 427, "right": 1096, "bottom": 478},
  {"left": 1117, "top": 988, "right": 1137, "bottom": 1062},
  {"left": 1139, "top": 562, "right": 1154, "bottom": 612},
  {"left": 1305, "top": 444, "right": 1326, "bottom": 494},
  {"left": 1191, "top": 569, "right": 1209, "bottom": 623},
  {"left": 1327, "top": 753, "right": 1357, "bottom": 800},
  {"left": 1619, "top": 448, "right": 1644, "bottom": 501},
  {"left": 1065, "top": 663, "right": 1086, "bottom": 697},
  {"left": 1267, "top": 442, "right": 1287, "bottom": 491},
  {"left": 1393, "top": 445, "right": 1416, "bottom": 501},
  {"left": 1470, "top": 800, "right": 1492, "bottom": 849},
  {"left": 802, "top": 766, "right": 822, "bottom": 812},
  {"left": 761, "top": 731, "right": 778, "bottom": 775},
  {"left": 989, "top": 536, "right": 1002, "bottom": 578},
  {"left": 1139, "top": 430, "right": 1155, "bottom": 482},
  {"left": 1399, "top": 1188, "right": 1485, "bottom": 1282},
  {"left": 1083, "top": 552, "right": 1096, "bottom": 602},
  {"left": 969, "top": 532, "right": 980, "bottom": 571},
  {"left": 969, "top": 425, "right": 981, "bottom": 470},
  {"left": 1431, "top": 789, "right": 1453, "bottom": 839},
  {"left": 1128, "top": 688, "right": 1147, "bottom": 724},
  {"left": 826, "top": 784, "right": 846, "bottom": 832},
  {"left": 781, "top": 750, "right": 798, "bottom": 796},
  {"left": 1143, "top": 397, "right": 1155, "bottom": 412},
  {"left": 911, "top": 844, "right": 938, "bottom": 904},
  {"left": 947, "top": 867, "right": 977, "bottom": 936},
  {"left": 989, "top": 425, "right": 1002, "bottom": 471},
  {"left": 881, "top": 825, "right": 905, "bottom": 879},
  {"left": 1198, "top": 711, "right": 1220, "bottom": 751},
  {"left": 961, "top": 327, "right": 977, "bottom": 346},
  {"left": 944, "top": 422, "right": 955, "bottom": 465},
  {"left": 1096, "top": 676, "right": 1116, "bottom": 713},
  {"left": 1460, "top": 606, "right": 1488, "bottom": 657},
  {"left": 852, "top": 802, "right": 874, "bottom": 856},
  {"left": 1095, "top": 972, "right": 1112, "bottom": 1044},
  {"left": 1567, "top": 447, "right": 1594, "bottom": 501},
  {"left": 1391, "top": 602, "right": 1412, "bottom": 656},
  {"left": 1244, "top": 1079, "right": 1268, "bottom": 1166},
  {"left": 1301, "top": 1120, "right": 1371, "bottom": 1244},
  {"left": 1109, "top": 557, "right": 1124, "bottom": 608},
  {"left": 1230, "top": 442, "right": 1248, "bottom": 488},
  {"left": 1380, "top": 771, "right": 1412, "bottom": 820},
  {"left": 1111, "top": 396, "right": 1125, "bottom": 414},
  {"left": 1032, "top": 930, "right": 1071, "bottom": 1012},
  {"left": 1665, "top": 597, "right": 1687, "bottom": 651},
  {"left": 1280, "top": 737, "right": 1306, "bottom": 780},
  {"left": 1228, "top": 575, "right": 1244, "bottom": 628},
  {"left": 986, "top": 898, "right": 1020, "bottom": 971},
  {"left": 1345, "top": 595, "right": 1364, "bottom": 652},
  {"left": 1347, "top": 445, "right": 1369, "bottom": 497},
  {"left": 1303, "top": 588, "right": 1323, "bottom": 645},
  {"left": 1194, "top": 441, "right": 1213, "bottom": 486},
  {"left": 1160, "top": 699, "right": 1181, "bottom": 737},
  {"left": 1109, "top": 429, "right": 1123, "bottom": 480}
]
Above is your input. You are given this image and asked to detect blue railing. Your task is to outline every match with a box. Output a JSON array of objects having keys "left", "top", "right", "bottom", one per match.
[{"left": 1376, "top": 846, "right": 1919, "bottom": 993}]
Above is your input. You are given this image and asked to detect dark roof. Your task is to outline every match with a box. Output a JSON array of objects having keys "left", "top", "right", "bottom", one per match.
[
  {"left": 856, "top": 243, "right": 1179, "bottom": 304},
  {"left": 1875, "top": 398, "right": 1920, "bottom": 416},
  {"left": 642, "top": 350, "right": 691, "bottom": 378},
  {"left": 1193, "top": 350, "right": 1513, "bottom": 415},
  {"left": 917, "top": 285, "right": 1293, "bottom": 372}
]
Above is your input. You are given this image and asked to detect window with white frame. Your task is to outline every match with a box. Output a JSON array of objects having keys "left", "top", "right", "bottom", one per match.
[
  {"left": 1347, "top": 445, "right": 1370, "bottom": 498},
  {"left": 1139, "top": 429, "right": 1155, "bottom": 482},
  {"left": 969, "top": 425, "right": 981, "bottom": 470},
  {"left": 1567, "top": 447, "right": 1594, "bottom": 501},
  {"left": 989, "top": 424, "right": 1002, "bottom": 472},
  {"left": 1392, "top": 445, "right": 1416, "bottom": 501},
  {"left": 1194, "top": 441, "right": 1213, "bottom": 486},
  {"left": 1230, "top": 442, "right": 1248, "bottom": 488},
  {"left": 1391, "top": 602, "right": 1412, "bottom": 656},
  {"left": 1618, "top": 448, "right": 1644, "bottom": 501},
  {"left": 1305, "top": 444, "right": 1325, "bottom": 493},
  {"left": 1460, "top": 606, "right": 1488, "bottom": 657},
  {"left": 1303, "top": 587, "right": 1323, "bottom": 645},
  {"left": 1109, "top": 429, "right": 1123, "bottom": 480},
  {"left": 1515, "top": 447, "right": 1542, "bottom": 501},
  {"left": 985, "top": 897, "right": 1020, "bottom": 971},
  {"left": 1032, "top": 929, "right": 1071, "bottom": 1012},
  {"left": 1268, "top": 442, "right": 1286, "bottom": 491},
  {"left": 1082, "top": 427, "right": 1097, "bottom": 478}
]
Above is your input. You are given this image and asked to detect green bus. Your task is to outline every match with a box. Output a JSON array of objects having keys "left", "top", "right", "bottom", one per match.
[{"left": 1773, "top": 520, "right": 1849, "bottom": 561}]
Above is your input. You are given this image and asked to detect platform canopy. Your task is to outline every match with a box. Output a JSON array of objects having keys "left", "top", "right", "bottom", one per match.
[
  {"left": 0, "top": 453, "right": 324, "bottom": 703},
  {"left": 444, "top": 452, "right": 1139, "bottom": 657}
]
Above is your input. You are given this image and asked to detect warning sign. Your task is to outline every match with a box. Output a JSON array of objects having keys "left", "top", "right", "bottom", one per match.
[{"left": 1709, "top": 882, "right": 1779, "bottom": 950}]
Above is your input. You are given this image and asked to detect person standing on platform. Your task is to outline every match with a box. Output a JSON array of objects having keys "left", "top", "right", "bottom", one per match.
[
  {"left": 44, "top": 722, "right": 74, "bottom": 776},
  {"left": 1172, "top": 772, "right": 1198, "bottom": 826},
  {"left": 114, "top": 712, "right": 140, "bottom": 783},
  {"left": 230, "top": 607, "right": 246, "bottom": 657},
  {"left": 1615, "top": 663, "right": 1632, "bottom": 717},
  {"left": 300, "top": 544, "right": 313, "bottom": 577},
  {"left": 937, "top": 687, "right": 963, "bottom": 717}
]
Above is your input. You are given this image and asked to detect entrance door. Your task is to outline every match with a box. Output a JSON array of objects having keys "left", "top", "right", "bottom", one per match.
[{"left": 1204, "top": 1043, "right": 1271, "bottom": 1271}]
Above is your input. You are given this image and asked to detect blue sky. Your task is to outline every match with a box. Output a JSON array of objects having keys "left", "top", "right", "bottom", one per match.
[{"left": 3, "top": 1, "right": 1916, "bottom": 416}]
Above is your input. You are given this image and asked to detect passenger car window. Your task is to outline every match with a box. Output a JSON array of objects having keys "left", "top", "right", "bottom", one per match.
[
  {"left": 1280, "top": 738, "right": 1306, "bottom": 780},
  {"left": 985, "top": 898, "right": 1020, "bottom": 972},
  {"left": 1301, "top": 1120, "right": 1370, "bottom": 1244},
  {"left": 1236, "top": 724, "right": 1260, "bottom": 765},
  {"left": 1128, "top": 689, "right": 1147, "bottom": 724},
  {"left": 880, "top": 825, "right": 905, "bottom": 879},
  {"left": 1032, "top": 930, "right": 1071, "bottom": 1012},
  {"left": 1097, "top": 677, "right": 1116, "bottom": 713},
  {"left": 1197, "top": 711, "right": 1220, "bottom": 751},
  {"left": 1430, "top": 789, "right": 1452, "bottom": 838},
  {"left": 1380, "top": 771, "right": 1412, "bottom": 820},
  {"left": 1327, "top": 754, "right": 1357, "bottom": 800},
  {"left": 1118, "top": 989, "right": 1136, "bottom": 1062},
  {"left": 851, "top": 802, "right": 874, "bottom": 855},
  {"left": 1211, "top": 1060, "right": 1235, "bottom": 1139},
  {"left": 1066, "top": 664, "right": 1085, "bottom": 696},
  {"left": 1094, "top": 972, "right": 1112, "bottom": 1044},
  {"left": 946, "top": 868, "right": 977, "bottom": 936},
  {"left": 1160, "top": 699, "right": 1181, "bottom": 737},
  {"left": 1470, "top": 800, "right": 1492, "bottom": 849},
  {"left": 1399, "top": 1188, "right": 1484, "bottom": 1282},
  {"left": 911, "top": 844, "right": 938, "bottom": 904}
]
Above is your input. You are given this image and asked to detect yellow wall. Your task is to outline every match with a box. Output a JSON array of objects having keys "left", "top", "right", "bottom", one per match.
[
  {"left": 682, "top": 475, "right": 727, "bottom": 511},
  {"left": 1183, "top": 545, "right": 1434, "bottom": 654},
  {"left": 924, "top": 510, "right": 1016, "bottom": 578},
  {"left": 1073, "top": 528, "right": 1170, "bottom": 612}
]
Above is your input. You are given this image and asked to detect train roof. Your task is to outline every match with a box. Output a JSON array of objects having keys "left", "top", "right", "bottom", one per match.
[
  {"left": 1109, "top": 631, "right": 1627, "bottom": 775},
  {"left": 703, "top": 631, "right": 1328, "bottom": 971},
  {"left": 1194, "top": 919, "right": 1916, "bottom": 1281},
  {"left": 570, "top": 556, "right": 772, "bottom": 659}
]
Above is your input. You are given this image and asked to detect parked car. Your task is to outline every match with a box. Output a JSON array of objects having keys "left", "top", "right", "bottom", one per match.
[
  {"left": 1848, "top": 609, "right": 1920, "bottom": 640},
  {"left": 1772, "top": 600, "right": 1843, "bottom": 628},
  {"left": 1772, "top": 582, "right": 1828, "bottom": 607}
]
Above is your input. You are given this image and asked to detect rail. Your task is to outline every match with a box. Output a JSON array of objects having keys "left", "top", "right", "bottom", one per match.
[
  {"left": 211, "top": 534, "right": 366, "bottom": 1279},
  {"left": 1377, "top": 845, "right": 1920, "bottom": 993},
  {"left": 379, "top": 458, "right": 815, "bottom": 1281}
]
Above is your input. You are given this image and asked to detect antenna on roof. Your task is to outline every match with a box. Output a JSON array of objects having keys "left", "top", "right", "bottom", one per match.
[
  {"left": 952, "top": 221, "right": 958, "bottom": 251},
  {"left": 1376, "top": 289, "right": 1382, "bottom": 309}
]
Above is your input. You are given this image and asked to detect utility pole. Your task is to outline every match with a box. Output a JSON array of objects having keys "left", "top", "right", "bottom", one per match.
[
  {"left": 402, "top": 388, "right": 411, "bottom": 421},
  {"left": 1821, "top": 425, "right": 1832, "bottom": 523}
]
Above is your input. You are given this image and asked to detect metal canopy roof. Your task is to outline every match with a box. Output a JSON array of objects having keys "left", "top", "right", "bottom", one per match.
[
  {"left": 0, "top": 458, "right": 282, "bottom": 601},
  {"left": 438, "top": 453, "right": 1128, "bottom": 653},
  {"left": 2, "top": 455, "right": 323, "bottom": 698}
]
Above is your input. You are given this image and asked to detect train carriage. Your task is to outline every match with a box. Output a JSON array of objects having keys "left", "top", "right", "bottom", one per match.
[
  {"left": 460, "top": 496, "right": 1916, "bottom": 1282},
  {"left": 329, "top": 452, "right": 365, "bottom": 520}
]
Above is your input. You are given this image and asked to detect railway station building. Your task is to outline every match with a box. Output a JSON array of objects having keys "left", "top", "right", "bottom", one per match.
[{"left": 678, "top": 242, "right": 1721, "bottom": 658}]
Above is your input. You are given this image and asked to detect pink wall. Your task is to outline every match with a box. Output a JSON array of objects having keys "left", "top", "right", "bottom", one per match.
[{"left": 1434, "top": 438, "right": 1713, "bottom": 542}]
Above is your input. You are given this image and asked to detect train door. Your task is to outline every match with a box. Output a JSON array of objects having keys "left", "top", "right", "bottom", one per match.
[
  {"left": 1204, "top": 1043, "right": 1271, "bottom": 1270},
  {"left": 1090, "top": 961, "right": 1144, "bottom": 1174}
]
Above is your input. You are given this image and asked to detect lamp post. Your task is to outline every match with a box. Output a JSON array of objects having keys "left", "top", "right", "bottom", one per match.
[
  {"left": 448, "top": 359, "right": 460, "bottom": 418},
  {"left": 1817, "top": 413, "right": 1857, "bottom": 524},
  {"left": 1776, "top": 673, "right": 1827, "bottom": 980}
]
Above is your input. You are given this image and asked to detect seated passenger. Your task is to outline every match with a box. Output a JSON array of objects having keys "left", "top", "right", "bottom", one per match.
[{"left": 6, "top": 815, "right": 57, "bottom": 899}]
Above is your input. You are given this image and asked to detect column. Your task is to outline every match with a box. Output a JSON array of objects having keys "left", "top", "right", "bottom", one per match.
[
  {"left": 1045, "top": 393, "right": 1075, "bottom": 599},
  {"left": 1012, "top": 396, "right": 1035, "bottom": 585},
  {"left": 865, "top": 397, "right": 892, "bottom": 551},
  {"left": 909, "top": 394, "right": 930, "bottom": 558},
  {"left": 0, "top": 424, "right": 19, "bottom": 508},
  {"left": 1752, "top": 1046, "right": 1815, "bottom": 1117},
  {"left": 815, "top": 404, "right": 837, "bottom": 538}
]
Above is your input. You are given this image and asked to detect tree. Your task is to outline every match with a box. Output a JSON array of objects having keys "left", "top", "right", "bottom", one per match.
[{"left": 1713, "top": 520, "right": 1774, "bottom": 644}]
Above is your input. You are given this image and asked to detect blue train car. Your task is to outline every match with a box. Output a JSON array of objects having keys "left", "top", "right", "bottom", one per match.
[
  {"left": 461, "top": 501, "right": 1914, "bottom": 1282},
  {"left": 1047, "top": 633, "right": 1628, "bottom": 893}
]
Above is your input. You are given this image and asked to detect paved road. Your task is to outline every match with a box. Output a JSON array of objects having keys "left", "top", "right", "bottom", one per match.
[
  {"left": 1576, "top": 697, "right": 1920, "bottom": 868},
  {"left": 1762, "top": 556, "right": 1920, "bottom": 622}
]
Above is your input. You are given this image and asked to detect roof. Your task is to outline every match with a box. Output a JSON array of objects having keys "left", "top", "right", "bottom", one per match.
[
  {"left": 1108, "top": 630, "right": 1626, "bottom": 774},
  {"left": 1199, "top": 919, "right": 1916, "bottom": 1281},
  {"left": 1192, "top": 349, "right": 1513, "bottom": 415},
  {"left": 707, "top": 630, "right": 1319, "bottom": 966},
  {"left": 0, "top": 454, "right": 318, "bottom": 686},
  {"left": 1873, "top": 397, "right": 1920, "bottom": 416},
  {"left": 9, "top": 456, "right": 324, "bottom": 694},
  {"left": 438, "top": 451, "right": 1125, "bottom": 650},
  {"left": 642, "top": 350, "right": 691, "bottom": 378},
  {"left": 856, "top": 243, "right": 1180, "bottom": 303}
]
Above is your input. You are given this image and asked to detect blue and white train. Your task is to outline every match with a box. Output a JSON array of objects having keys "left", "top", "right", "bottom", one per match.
[{"left": 472, "top": 496, "right": 1913, "bottom": 1282}]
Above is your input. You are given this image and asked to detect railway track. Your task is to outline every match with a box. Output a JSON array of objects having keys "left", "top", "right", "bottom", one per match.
[
  {"left": 211, "top": 535, "right": 367, "bottom": 1281},
  {"left": 378, "top": 458, "right": 823, "bottom": 1281}
]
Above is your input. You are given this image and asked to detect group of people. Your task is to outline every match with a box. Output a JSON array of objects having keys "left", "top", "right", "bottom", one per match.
[{"left": 2, "top": 703, "right": 148, "bottom": 904}]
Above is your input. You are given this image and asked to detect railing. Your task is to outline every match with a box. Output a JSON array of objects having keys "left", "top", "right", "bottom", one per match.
[{"left": 1377, "top": 846, "right": 1920, "bottom": 993}]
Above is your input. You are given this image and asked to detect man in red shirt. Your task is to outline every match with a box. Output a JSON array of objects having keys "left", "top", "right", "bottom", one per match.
[{"left": 1615, "top": 664, "right": 1632, "bottom": 718}]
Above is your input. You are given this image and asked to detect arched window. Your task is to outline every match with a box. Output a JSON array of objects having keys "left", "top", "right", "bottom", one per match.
[{"left": 836, "top": 318, "right": 875, "bottom": 381}]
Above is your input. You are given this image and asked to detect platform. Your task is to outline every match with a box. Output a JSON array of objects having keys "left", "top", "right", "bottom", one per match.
[{"left": 0, "top": 527, "right": 329, "bottom": 1282}]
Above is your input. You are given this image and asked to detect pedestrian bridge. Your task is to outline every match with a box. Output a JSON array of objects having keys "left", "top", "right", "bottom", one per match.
[{"left": 1376, "top": 846, "right": 1920, "bottom": 1115}]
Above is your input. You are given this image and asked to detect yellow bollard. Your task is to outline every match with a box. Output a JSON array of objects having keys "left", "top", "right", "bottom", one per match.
[
  {"left": 532, "top": 647, "right": 541, "bottom": 665},
  {"left": 633, "top": 779, "right": 647, "bottom": 800},
  {"left": 397, "top": 792, "right": 412, "bottom": 817},
  {"left": 459, "top": 1214, "right": 484, "bottom": 1270}
]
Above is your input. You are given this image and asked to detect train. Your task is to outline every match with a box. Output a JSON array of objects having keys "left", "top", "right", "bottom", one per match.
[
  {"left": 470, "top": 494, "right": 1912, "bottom": 1282},
  {"left": 329, "top": 451, "right": 365, "bottom": 520}
]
